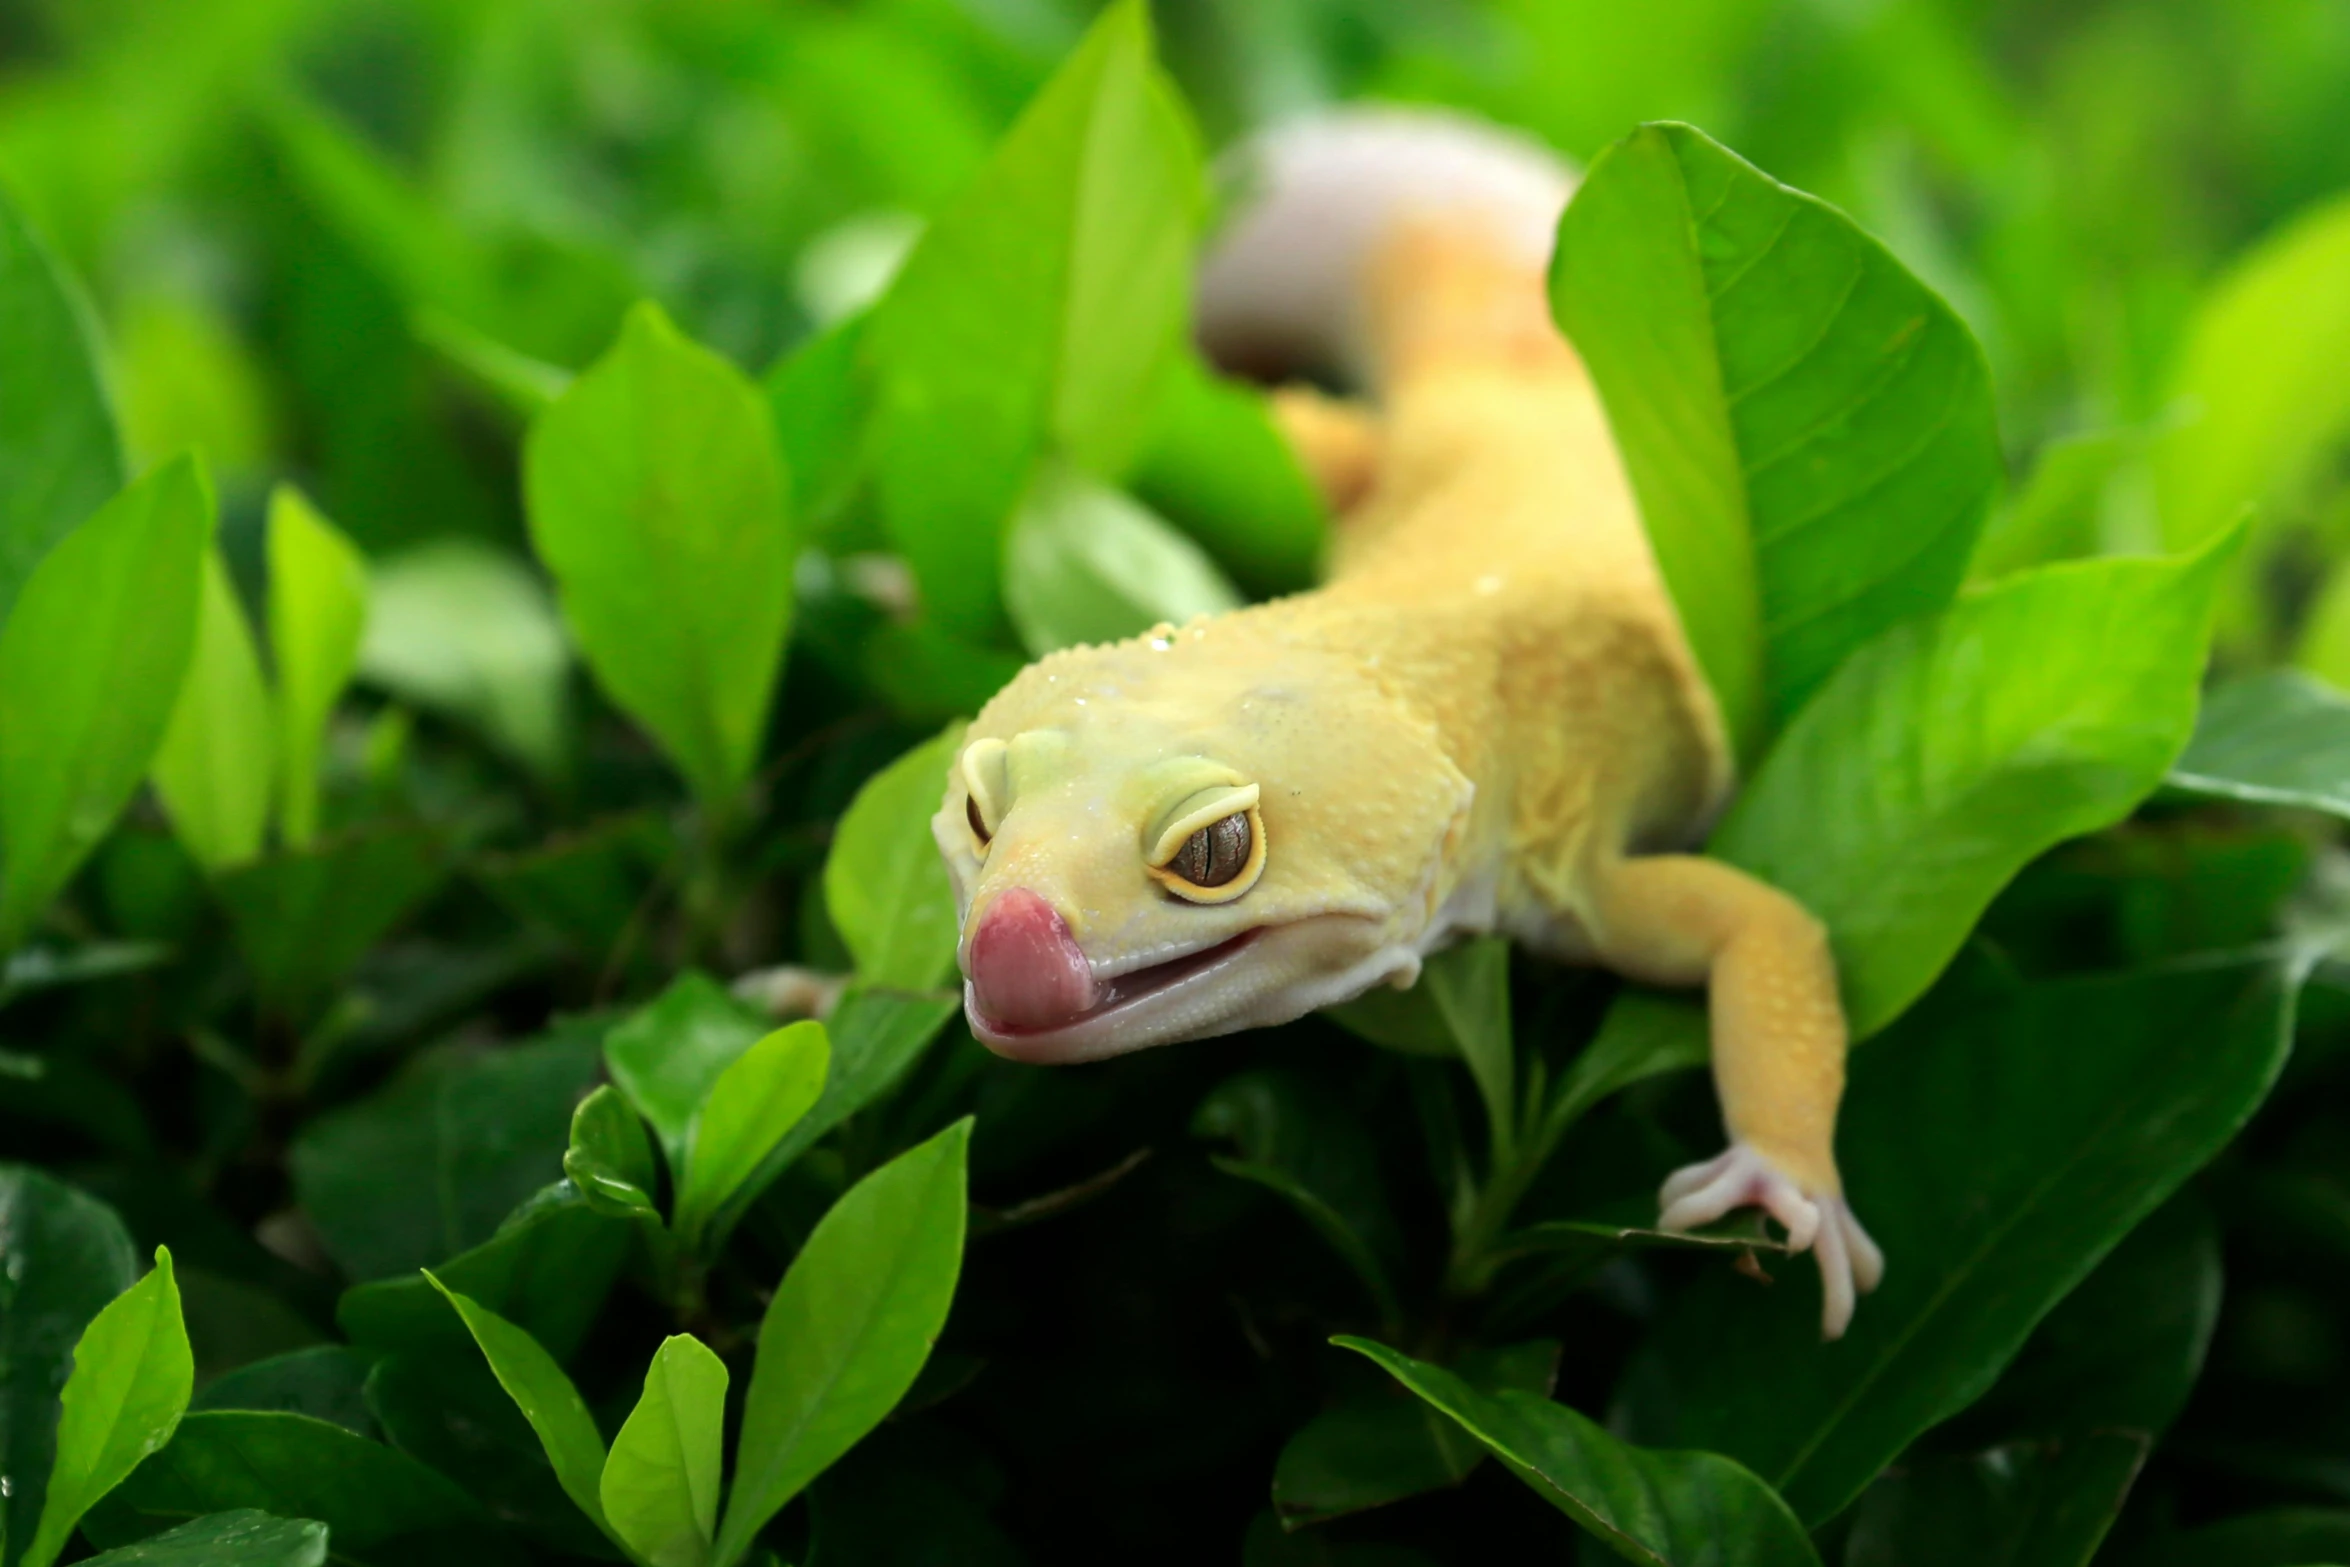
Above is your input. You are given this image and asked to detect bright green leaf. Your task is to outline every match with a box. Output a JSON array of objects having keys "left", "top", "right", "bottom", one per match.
[
  {"left": 265, "top": 485, "right": 368, "bottom": 850},
  {"left": 151, "top": 551, "right": 272, "bottom": 873},
  {"left": 674, "top": 1022, "right": 829, "bottom": 1250},
  {"left": 23, "top": 1247, "right": 194, "bottom": 1567},
  {"left": 0, "top": 1166, "right": 139, "bottom": 1560},
  {"left": 1126, "top": 348, "right": 1325, "bottom": 597},
  {"left": 564, "top": 1084, "right": 661, "bottom": 1222},
  {"left": 0, "top": 454, "right": 211, "bottom": 950},
  {"left": 1715, "top": 537, "right": 2238, "bottom": 1037},
  {"left": 2168, "top": 670, "right": 2350, "bottom": 821},
  {"left": 76, "top": 1510, "right": 328, "bottom": 1567},
  {"left": 357, "top": 540, "right": 571, "bottom": 781},
  {"left": 600, "top": 1335, "right": 728, "bottom": 1567},
  {"left": 524, "top": 300, "right": 794, "bottom": 808},
  {"left": 424, "top": 1273, "right": 613, "bottom": 1542},
  {"left": 824, "top": 724, "right": 966, "bottom": 992},
  {"left": 863, "top": 0, "right": 1199, "bottom": 640},
  {"left": 1617, "top": 958, "right": 2296, "bottom": 1524},
  {"left": 749, "top": 987, "right": 961, "bottom": 1205},
  {"left": 1339, "top": 1338, "right": 1820, "bottom": 1566},
  {"left": 713, "top": 1118, "right": 971, "bottom": 1566},
  {"left": 1967, "top": 430, "right": 2130, "bottom": 583},
  {"left": 602, "top": 972, "right": 770, "bottom": 1176},
  {"left": 765, "top": 310, "right": 874, "bottom": 551},
  {"left": 1002, "top": 464, "right": 1243, "bottom": 657},
  {"left": 2154, "top": 188, "right": 2350, "bottom": 553},
  {"left": 0, "top": 181, "right": 124, "bottom": 628},
  {"left": 1552, "top": 121, "right": 2000, "bottom": 753}
]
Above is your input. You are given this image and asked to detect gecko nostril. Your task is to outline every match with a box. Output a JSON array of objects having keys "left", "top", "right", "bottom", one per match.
[{"left": 967, "top": 887, "right": 1098, "bottom": 1030}]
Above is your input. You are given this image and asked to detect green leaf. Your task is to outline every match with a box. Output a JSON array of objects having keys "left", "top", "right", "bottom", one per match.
[
  {"left": 0, "top": 454, "right": 211, "bottom": 950},
  {"left": 80, "top": 1411, "right": 489, "bottom": 1567},
  {"left": 2167, "top": 671, "right": 2350, "bottom": 821},
  {"left": 215, "top": 829, "right": 447, "bottom": 1016},
  {"left": 76, "top": 1510, "right": 328, "bottom": 1567},
  {"left": 1126, "top": 348, "right": 1325, "bottom": 598},
  {"left": 600, "top": 1335, "right": 727, "bottom": 1567},
  {"left": 424, "top": 1275, "right": 612, "bottom": 1542},
  {"left": 1325, "top": 939, "right": 1513, "bottom": 1161},
  {"left": 1967, "top": 431, "right": 2129, "bottom": 583},
  {"left": 713, "top": 1118, "right": 972, "bottom": 1567},
  {"left": 0, "top": 1167, "right": 139, "bottom": 1563},
  {"left": 1272, "top": 1341, "right": 1557, "bottom": 1528},
  {"left": 265, "top": 486, "right": 368, "bottom": 850},
  {"left": 863, "top": 0, "right": 1199, "bottom": 640},
  {"left": 290, "top": 1027, "right": 601, "bottom": 1281},
  {"left": 1002, "top": 464, "right": 1242, "bottom": 657},
  {"left": 824, "top": 725, "right": 966, "bottom": 992},
  {"left": 764, "top": 311, "right": 874, "bottom": 551},
  {"left": 602, "top": 972, "right": 770, "bottom": 1177},
  {"left": 0, "top": 181, "right": 124, "bottom": 629},
  {"left": 23, "top": 1248, "right": 193, "bottom": 1567},
  {"left": 192, "top": 1347, "right": 378, "bottom": 1439},
  {"left": 150, "top": 552, "right": 273, "bottom": 873},
  {"left": 564, "top": 1085, "right": 660, "bottom": 1222},
  {"left": 750, "top": 987, "right": 961, "bottom": 1199},
  {"left": 356, "top": 541, "right": 571, "bottom": 782},
  {"left": 1338, "top": 1338, "right": 1820, "bottom": 1566},
  {"left": 1841, "top": 1436, "right": 2148, "bottom": 1567},
  {"left": 1713, "top": 538, "right": 2237, "bottom": 1038},
  {"left": 1551, "top": 121, "right": 2000, "bottom": 753},
  {"left": 2154, "top": 188, "right": 2350, "bottom": 553},
  {"left": 523, "top": 300, "right": 794, "bottom": 808},
  {"left": 2143, "top": 1508, "right": 2350, "bottom": 1567},
  {"left": 674, "top": 1022, "right": 829, "bottom": 1249},
  {"left": 412, "top": 308, "right": 571, "bottom": 419},
  {"left": 1616, "top": 958, "right": 2297, "bottom": 1525},
  {"left": 338, "top": 1183, "right": 629, "bottom": 1364}
]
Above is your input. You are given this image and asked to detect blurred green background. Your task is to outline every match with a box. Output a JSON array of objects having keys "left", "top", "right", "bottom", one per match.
[{"left": 4, "top": 0, "right": 2347, "bottom": 580}]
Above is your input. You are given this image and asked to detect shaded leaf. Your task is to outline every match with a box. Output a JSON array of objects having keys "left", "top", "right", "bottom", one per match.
[
  {"left": 193, "top": 1347, "right": 378, "bottom": 1440},
  {"left": 425, "top": 1276, "right": 611, "bottom": 1541},
  {"left": 1127, "top": 348, "right": 1324, "bottom": 597},
  {"left": 1340, "top": 1339, "right": 1820, "bottom": 1566},
  {"left": 1552, "top": 121, "right": 1999, "bottom": 753},
  {"left": 601, "top": 973, "right": 769, "bottom": 1177},
  {"left": 77, "top": 1509, "right": 327, "bottom": 1567},
  {"left": 216, "top": 830, "right": 447, "bottom": 1015},
  {"left": 524, "top": 300, "right": 793, "bottom": 807},
  {"left": 1002, "top": 465, "right": 1242, "bottom": 657},
  {"left": 0, "top": 455, "right": 211, "bottom": 950},
  {"left": 2142, "top": 1507, "right": 2350, "bottom": 1567},
  {"left": 748, "top": 987, "right": 961, "bottom": 1208},
  {"left": 714, "top": 1119, "right": 971, "bottom": 1566},
  {"left": 1326, "top": 939, "right": 1513, "bottom": 1160},
  {"left": 2168, "top": 671, "right": 2350, "bottom": 821},
  {"left": 601, "top": 1335, "right": 727, "bottom": 1567},
  {"left": 1841, "top": 1435, "right": 2148, "bottom": 1567}
]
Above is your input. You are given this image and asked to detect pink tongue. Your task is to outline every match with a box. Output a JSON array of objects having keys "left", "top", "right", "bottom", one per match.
[{"left": 968, "top": 888, "right": 1098, "bottom": 1029}]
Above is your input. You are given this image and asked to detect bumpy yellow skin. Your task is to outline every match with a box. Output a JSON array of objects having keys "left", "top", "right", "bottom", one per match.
[{"left": 933, "top": 223, "right": 1878, "bottom": 1333}]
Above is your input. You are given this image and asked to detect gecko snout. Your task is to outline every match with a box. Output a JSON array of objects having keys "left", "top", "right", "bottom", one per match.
[{"left": 966, "top": 887, "right": 1099, "bottom": 1034}]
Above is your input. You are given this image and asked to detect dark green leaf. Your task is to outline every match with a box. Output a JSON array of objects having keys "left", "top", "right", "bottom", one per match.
[
  {"left": 192, "top": 1348, "right": 378, "bottom": 1440},
  {"left": 524, "top": 300, "right": 794, "bottom": 807},
  {"left": 0, "top": 182, "right": 123, "bottom": 628},
  {"left": 563, "top": 1085, "right": 660, "bottom": 1222},
  {"left": 863, "top": 0, "right": 1198, "bottom": 640},
  {"left": 601, "top": 972, "right": 769, "bottom": 1177},
  {"left": 0, "top": 1168, "right": 139, "bottom": 1565},
  {"left": 81, "top": 1411, "right": 493, "bottom": 1567},
  {"left": 600, "top": 1334, "right": 726, "bottom": 1567},
  {"left": 474, "top": 812, "right": 672, "bottom": 960},
  {"left": 1273, "top": 1341, "right": 1557, "bottom": 1528},
  {"left": 1841, "top": 1435, "right": 2148, "bottom": 1567},
  {"left": 1001, "top": 465, "right": 1242, "bottom": 657},
  {"left": 674, "top": 1023, "right": 829, "bottom": 1250},
  {"left": 714, "top": 1118, "right": 971, "bottom": 1566},
  {"left": 1552, "top": 121, "right": 1999, "bottom": 752},
  {"left": 0, "top": 455, "right": 211, "bottom": 949},
  {"left": 424, "top": 1276, "right": 610, "bottom": 1542},
  {"left": 2143, "top": 1507, "right": 2350, "bottom": 1567},
  {"left": 216, "top": 830, "right": 447, "bottom": 1016},
  {"left": 1617, "top": 959, "right": 2297, "bottom": 1524},
  {"left": 1325, "top": 939, "right": 1513, "bottom": 1160},
  {"left": 150, "top": 551, "right": 272, "bottom": 874},
  {"left": 1714, "top": 540, "right": 2237, "bottom": 1036},
  {"left": 77, "top": 1510, "right": 327, "bottom": 1567},
  {"left": 1339, "top": 1339, "right": 1821, "bottom": 1566},
  {"left": 2168, "top": 671, "right": 2350, "bottom": 820},
  {"left": 824, "top": 725, "right": 965, "bottom": 993},
  {"left": 1126, "top": 348, "right": 1324, "bottom": 597},
  {"left": 291, "top": 1029, "right": 600, "bottom": 1281},
  {"left": 337, "top": 1184, "right": 628, "bottom": 1364}
]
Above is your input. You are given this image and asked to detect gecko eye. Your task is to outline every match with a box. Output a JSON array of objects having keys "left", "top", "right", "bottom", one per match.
[
  {"left": 965, "top": 794, "right": 991, "bottom": 851},
  {"left": 1145, "top": 783, "right": 1265, "bottom": 903}
]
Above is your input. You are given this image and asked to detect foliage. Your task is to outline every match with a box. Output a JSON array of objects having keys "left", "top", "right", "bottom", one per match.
[{"left": 3, "top": 0, "right": 2350, "bottom": 1563}]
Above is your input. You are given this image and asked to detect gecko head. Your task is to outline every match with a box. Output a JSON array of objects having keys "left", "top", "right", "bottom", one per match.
[{"left": 932, "top": 619, "right": 1474, "bottom": 1064}]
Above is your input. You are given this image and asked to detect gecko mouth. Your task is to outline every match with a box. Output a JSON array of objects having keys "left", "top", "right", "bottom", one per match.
[{"left": 968, "top": 928, "right": 1265, "bottom": 1059}]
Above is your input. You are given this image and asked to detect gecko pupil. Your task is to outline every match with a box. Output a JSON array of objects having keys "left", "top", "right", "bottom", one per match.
[
  {"left": 966, "top": 795, "right": 989, "bottom": 843},
  {"left": 1176, "top": 812, "right": 1251, "bottom": 888}
]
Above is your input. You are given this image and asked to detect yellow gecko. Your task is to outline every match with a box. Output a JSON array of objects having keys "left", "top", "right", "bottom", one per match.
[{"left": 930, "top": 112, "right": 1882, "bottom": 1337}]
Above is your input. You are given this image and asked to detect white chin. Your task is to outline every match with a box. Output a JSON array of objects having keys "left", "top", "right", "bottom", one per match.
[{"left": 967, "top": 915, "right": 1415, "bottom": 1065}]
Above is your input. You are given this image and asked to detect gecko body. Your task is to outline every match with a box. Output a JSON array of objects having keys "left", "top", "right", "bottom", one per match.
[{"left": 931, "top": 113, "right": 1881, "bottom": 1335}]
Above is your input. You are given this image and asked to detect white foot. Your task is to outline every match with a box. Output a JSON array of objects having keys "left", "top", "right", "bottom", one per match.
[{"left": 1657, "top": 1141, "right": 1884, "bottom": 1340}]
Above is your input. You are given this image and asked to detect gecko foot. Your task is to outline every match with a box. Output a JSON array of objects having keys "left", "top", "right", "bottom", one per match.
[{"left": 1656, "top": 1142, "right": 1884, "bottom": 1340}]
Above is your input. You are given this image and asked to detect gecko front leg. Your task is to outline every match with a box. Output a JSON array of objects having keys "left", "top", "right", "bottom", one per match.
[{"left": 1587, "top": 853, "right": 1884, "bottom": 1338}]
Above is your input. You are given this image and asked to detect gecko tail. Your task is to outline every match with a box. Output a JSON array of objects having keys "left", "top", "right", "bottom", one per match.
[{"left": 1196, "top": 108, "right": 1577, "bottom": 393}]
